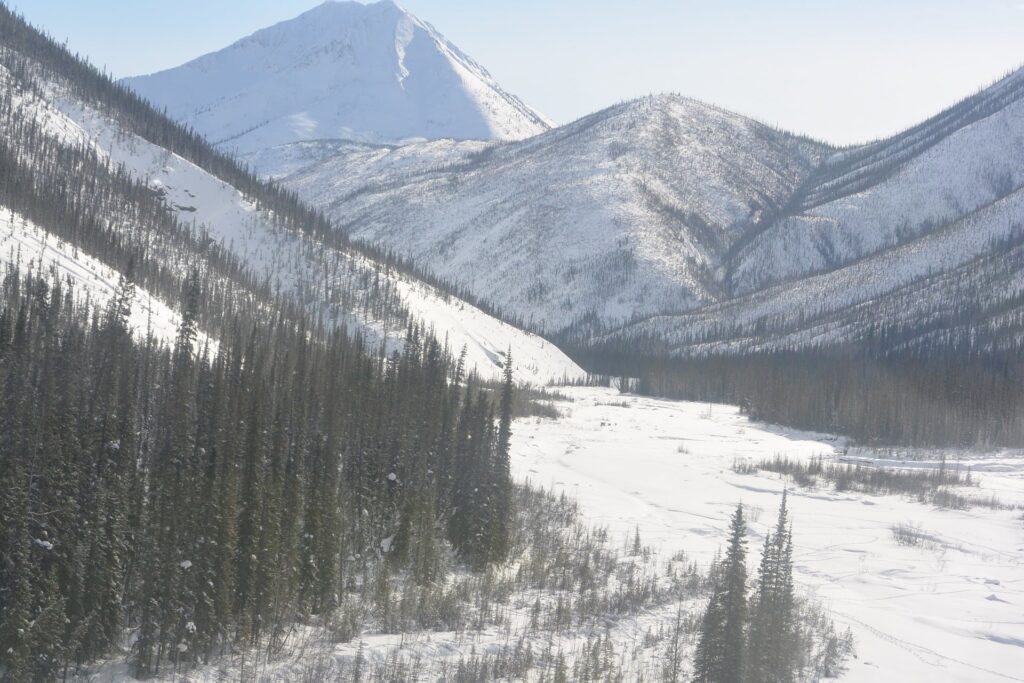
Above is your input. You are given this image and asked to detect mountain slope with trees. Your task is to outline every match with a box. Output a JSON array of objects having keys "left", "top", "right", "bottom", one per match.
[
  {"left": 257, "top": 65, "right": 1024, "bottom": 355},
  {"left": 268, "top": 94, "right": 825, "bottom": 334},
  {"left": 0, "top": 2, "right": 582, "bottom": 384}
]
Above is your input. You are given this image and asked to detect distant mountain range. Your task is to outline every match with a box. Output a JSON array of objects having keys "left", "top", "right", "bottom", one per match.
[
  {"left": 124, "top": 0, "right": 551, "bottom": 153},
  {"left": 125, "top": 1, "right": 1024, "bottom": 358}
]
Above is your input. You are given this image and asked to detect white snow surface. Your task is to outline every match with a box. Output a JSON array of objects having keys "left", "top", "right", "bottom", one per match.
[
  {"left": 512, "top": 387, "right": 1024, "bottom": 682},
  {"left": 123, "top": 1, "right": 551, "bottom": 154},
  {"left": 270, "top": 95, "right": 824, "bottom": 332},
  {"left": 10, "top": 70, "right": 580, "bottom": 384}
]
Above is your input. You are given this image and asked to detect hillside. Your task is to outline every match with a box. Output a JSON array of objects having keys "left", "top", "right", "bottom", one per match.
[
  {"left": 261, "top": 67, "right": 1024, "bottom": 354},
  {"left": 0, "top": 7, "right": 582, "bottom": 384},
  {"left": 123, "top": 0, "right": 551, "bottom": 153},
  {"left": 729, "top": 67, "right": 1024, "bottom": 295},
  {"left": 603, "top": 68, "right": 1024, "bottom": 356},
  {"left": 267, "top": 94, "right": 825, "bottom": 334}
]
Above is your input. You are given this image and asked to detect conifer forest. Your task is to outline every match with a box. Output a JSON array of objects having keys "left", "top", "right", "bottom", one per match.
[{"left": 2, "top": 1, "right": 1022, "bottom": 680}]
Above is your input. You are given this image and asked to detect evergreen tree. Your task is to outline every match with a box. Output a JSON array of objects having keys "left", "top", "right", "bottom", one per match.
[
  {"left": 0, "top": 261, "right": 513, "bottom": 676},
  {"left": 749, "top": 491, "right": 797, "bottom": 683},
  {"left": 695, "top": 504, "right": 748, "bottom": 683},
  {"left": 490, "top": 350, "right": 514, "bottom": 561}
]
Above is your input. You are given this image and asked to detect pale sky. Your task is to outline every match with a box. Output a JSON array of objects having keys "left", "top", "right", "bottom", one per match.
[{"left": 12, "top": 0, "right": 1024, "bottom": 144}]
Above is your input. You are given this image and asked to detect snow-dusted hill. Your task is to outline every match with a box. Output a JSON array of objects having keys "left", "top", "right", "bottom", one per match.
[
  {"left": 601, "top": 68, "right": 1024, "bottom": 354},
  {"left": 268, "top": 95, "right": 825, "bottom": 333},
  {"left": 1, "top": 49, "right": 582, "bottom": 384},
  {"left": 729, "top": 67, "right": 1024, "bottom": 295},
  {"left": 264, "top": 66, "right": 1024, "bottom": 352},
  {"left": 123, "top": 1, "right": 551, "bottom": 154}
]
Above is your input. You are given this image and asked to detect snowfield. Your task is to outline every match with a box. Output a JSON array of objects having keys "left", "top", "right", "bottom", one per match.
[{"left": 512, "top": 387, "right": 1024, "bottom": 683}]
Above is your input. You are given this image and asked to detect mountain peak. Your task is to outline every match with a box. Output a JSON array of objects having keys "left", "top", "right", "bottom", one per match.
[
  {"left": 305, "top": 0, "right": 406, "bottom": 20},
  {"left": 123, "top": 2, "right": 550, "bottom": 153}
]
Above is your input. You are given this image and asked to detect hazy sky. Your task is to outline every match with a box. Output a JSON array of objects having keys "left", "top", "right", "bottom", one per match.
[{"left": 12, "top": 0, "right": 1024, "bottom": 144}]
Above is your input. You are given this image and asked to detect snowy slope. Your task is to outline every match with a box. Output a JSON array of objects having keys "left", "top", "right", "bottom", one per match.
[
  {"left": 601, "top": 188, "right": 1024, "bottom": 355},
  {"left": 513, "top": 387, "right": 1024, "bottom": 683},
  {"left": 8, "top": 70, "right": 581, "bottom": 384},
  {"left": 0, "top": 208, "right": 198, "bottom": 348},
  {"left": 730, "top": 68, "right": 1024, "bottom": 295},
  {"left": 123, "top": 1, "right": 551, "bottom": 154},
  {"left": 274, "top": 95, "right": 825, "bottom": 333},
  {"left": 597, "top": 69, "right": 1024, "bottom": 355},
  {"left": 267, "top": 65, "right": 1024, "bottom": 352}
]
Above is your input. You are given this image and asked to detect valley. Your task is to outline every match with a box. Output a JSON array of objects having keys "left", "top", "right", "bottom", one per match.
[
  {"left": 2, "top": 1, "right": 1023, "bottom": 680},
  {"left": 78, "top": 387, "right": 1024, "bottom": 682},
  {"left": 513, "top": 388, "right": 1024, "bottom": 683}
]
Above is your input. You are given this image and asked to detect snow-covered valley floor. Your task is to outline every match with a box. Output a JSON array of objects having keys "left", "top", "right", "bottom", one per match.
[
  {"left": 79, "top": 385, "right": 1022, "bottom": 682},
  {"left": 512, "top": 386, "right": 1024, "bottom": 682}
]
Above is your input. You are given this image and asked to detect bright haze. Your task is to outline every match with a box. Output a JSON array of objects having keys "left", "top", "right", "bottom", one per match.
[{"left": 12, "top": 0, "right": 1024, "bottom": 144}]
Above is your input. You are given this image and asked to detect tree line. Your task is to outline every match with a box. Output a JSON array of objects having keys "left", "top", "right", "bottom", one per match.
[
  {"left": 634, "top": 351, "right": 1024, "bottom": 447},
  {"left": 572, "top": 345, "right": 1024, "bottom": 447},
  {"left": 0, "top": 266, "right": 514, "bottom": 680}
]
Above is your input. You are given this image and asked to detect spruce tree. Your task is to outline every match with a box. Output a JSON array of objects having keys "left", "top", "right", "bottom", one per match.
[
  {"left": 0, "top": 258, "right": 511, "bottom": 676},
  {"left": 491, "top": 350, "right": 514, "bottom": 561},
  {"left": 749, "top": 491, "right": 797, "bottom": 683},
  {"left": 695, "top": 503, "right": 748, "bottom": 683}
]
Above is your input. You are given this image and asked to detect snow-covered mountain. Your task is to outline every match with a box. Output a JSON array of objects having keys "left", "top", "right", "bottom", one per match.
[
  {"left": 605, "top": 67, "right": 1024, "bottom": 355},
  {"left": 262, "top": 95, "right": 826, "bottom": 333},
  {"left": 0, "top": 26, "right": 581, "bottom": 384},
  {"left": 261, "top": 67, "right": 1024, "bottom": 353},
  {"left": 114, "top": 0, "right": 1024, "bottom": 357},
  {"left": 123, "top": 1, "right": 551, "bottom": 153}
]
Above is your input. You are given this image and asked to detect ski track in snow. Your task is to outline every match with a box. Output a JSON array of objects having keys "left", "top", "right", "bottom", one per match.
[{"left": 511, "top": 387, "right": 1024, "bottom": 683}]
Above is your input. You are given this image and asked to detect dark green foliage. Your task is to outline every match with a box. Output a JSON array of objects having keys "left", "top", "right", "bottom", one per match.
[
  {"left": 573, "top": 343, "right": 1024, "bottom": 448},
  {"left": 0, "top": 7, "right": 524, "bottom": 677},
  {"left": 695, "top": 504, "right": 748, "bottom": 683},
  {"left": 748, "top": 492, "right": 797, "bottom": 683},
  {"left": 694, "top": 496, "right": 853, "bottom": 683},
  {"left": 0, "top": 268, "right": 512, "bottom": 679}
]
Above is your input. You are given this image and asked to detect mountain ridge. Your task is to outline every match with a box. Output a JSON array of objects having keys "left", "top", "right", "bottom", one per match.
[
  {"left": 123, "top": 0, "right": 551, "bottom": 153},
  {"left": 0, "top": 3, "right": 583, "bottom": 384},
  {"left": 263, "top": 92, "right": 828, "bottom": 333},
  {"left": 259, "top": 63, "right": 1024, "bottom": 354},
  {"left": 116, "top": 0, "right": 1024, "bottom": 358}
]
